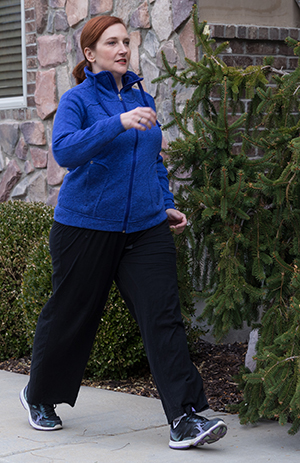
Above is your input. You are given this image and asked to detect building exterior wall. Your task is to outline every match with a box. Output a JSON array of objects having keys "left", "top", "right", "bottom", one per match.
[
  {"left": 0, "top": 0, "right": 299, "bottom": 205},
  {"left": 198, "top": 0, "right": 300, "bottom": 27}
]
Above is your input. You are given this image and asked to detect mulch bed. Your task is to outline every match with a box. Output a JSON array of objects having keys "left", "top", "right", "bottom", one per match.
[{"left": 0, "top": 339, "right": 247, "bottom": 413}]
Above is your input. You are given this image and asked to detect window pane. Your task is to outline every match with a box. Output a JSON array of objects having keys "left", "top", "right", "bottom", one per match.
[{"left": 0, "top": 0, "right": 23, "bottom": 99}]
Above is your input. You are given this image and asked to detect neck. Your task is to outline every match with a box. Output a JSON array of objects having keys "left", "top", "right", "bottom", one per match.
[{"left": 115, "top": 77, "right": 122, "bottom": 91}]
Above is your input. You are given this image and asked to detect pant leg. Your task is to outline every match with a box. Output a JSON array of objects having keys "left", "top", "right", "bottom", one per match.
[
  {"left": 27, "top": 222, "right": 125, "bottom": 406},
  {"left": 115, "top": 220, "right": 209, "bottom": 423}
]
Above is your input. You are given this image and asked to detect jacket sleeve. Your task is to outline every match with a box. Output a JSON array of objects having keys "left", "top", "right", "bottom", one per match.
[
  {"left": 143, "top": 92, "right": 175, "bottom": 210},
  {"left": 156, "top": 152, "right": 175, "bottom": 210},
  {"left": 52, "top": 91, "right": 126, "bottom": 169}
]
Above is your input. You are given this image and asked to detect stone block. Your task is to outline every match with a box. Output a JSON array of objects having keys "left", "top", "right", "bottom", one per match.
[
  {"left": 90, "top": 0, "right": 113, "bottom": 15},
  {"left": 225, "top": 25, "right": 236, "bottom": 39},
  {"left": 26, "top": 32, "right": 36, "bottom": 46},
  {"left": 21, "top": 121, "right": 46, "bottom": 145},
  {"left": 258, "top": 27, "right": 269, "bottom": 40},
  {"left": 38, "top": 35, "right": 67, "bottom": 67},
  {"left": 245, "top": 329, "right": 258, "bottom": 372},
  {"left": 15, "top": 138, "right": 29, "bottom": 161},
  {"left": 30, "top": 147, "right": 48, "bottom": 168},
  {"left": 179, "top": 19, "right": 196, "bottom": 62},
  {"left": 130, "top": 1, "right": 150, "bottom": 29},
  {"left": 289, "top": 28, "right": 299, "bottom": 40},
  {"left": 25, "top": 0, "right": 35, "bottom": 7},
  {"left": 47, "top": 10, "right": 55, "bottom": 33},
  {"left": 27, "top": 83, "right": 36, "bottom": 95},
  {"left": 47, "top": 145, "right": 65, "bottom": 186},
  {"left": 66, "top": 0, "right": 88, "bottom": 27},
  {"left": 129, "top": 31, "right": 141, "bottom": 75},
  {"left": 24, "top": 160, "right": 35, "bottom": 174},
  {"left": 237, "top": 26, "right": 246, "bottom": 39},
  {"left": 273, "top": 56, "right": 288, "bottom": 70},
  {"left": 172, "top": 0, "right": 195, "bottom": 31},
  {"left": 56, "top": 66, "right": 71, "bottom": 100},
  {"left": 27, "top": 172, "right": 48, "bottom": 202},
  {"left": 280, "top": 28, "right": 289, "bottom": 41},
  {"left": 34, "top": 0, "right": 48, "bottom": 34},
  {"left": 11, "top": 177, "right": 29, "bottom": 199},
  {"left": 0, "top": 160, "right": 22, "bottom": 202},
  {"left": 156, "top": 41, "right": 179, "bottom": 69},
  {"left": 288, "top": 57, "right": 299, "bottom": 70},
  {"left": 248, "top": 26, "right": 258, "bottom": 40},
  {"left": 144, "top": 31, "right": 159, "bottom": 58},
  {"left": 0, "top": 150, "right": 4, "bottom": 172},
  {"left": 227, "top": 40, "right": 244, "bottom": 55},
  {"left": 152, "top": 0, "right": 173, "bottom": 41},
  {"left": 49, "top": 0, "right": 66, "bottom": 7},
  {"left": 46, "top": 187, "right": 60, "bottom": 207},
  {"left": 54, "top": 10, "right": 69, "bottom": 31},
  {"left": 115, "top": 0, "right": 137, "bottom": 26},
  {"left": 34, "top": 69, "right": 58, "bottom": 120},
  {"left": 0, "top": 123, "right": 19, "bottom": 155},
  {"left": 140, "top": 54, "right": 159, "bottom": 97},
  {"left": 211, "top": 24, "right": 225, "bottom": 38},
  {"left": 270, "top": 27, "right": 279, "bottom": 40},
  {"left": 73, "top": 27, "right": 84, "bottom": 66},
  {"left": 246, "top": 42, "right": 277, "bottom": 56}
]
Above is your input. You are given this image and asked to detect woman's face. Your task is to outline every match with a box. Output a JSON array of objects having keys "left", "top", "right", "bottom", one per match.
[{"left": 84, "top": 23, "right": 131, "bottom": 86}]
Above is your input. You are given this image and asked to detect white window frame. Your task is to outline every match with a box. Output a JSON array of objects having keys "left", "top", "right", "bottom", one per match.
[{"left": 0, "top": 0, "right": 27, "bottom": 110}]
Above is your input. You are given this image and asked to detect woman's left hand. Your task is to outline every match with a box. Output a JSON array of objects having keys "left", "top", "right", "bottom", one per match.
[{"left": 166, "top": 209, "right": 187, "bottom": 235}]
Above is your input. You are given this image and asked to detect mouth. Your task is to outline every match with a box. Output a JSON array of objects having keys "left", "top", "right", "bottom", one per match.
[{"left": 116, "top": 59, "right": 127, "bottom": 64}]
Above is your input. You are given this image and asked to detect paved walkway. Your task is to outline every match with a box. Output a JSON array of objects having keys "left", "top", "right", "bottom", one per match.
[{"left": 0, "top": 369, "right": 299, "bottom": 462}]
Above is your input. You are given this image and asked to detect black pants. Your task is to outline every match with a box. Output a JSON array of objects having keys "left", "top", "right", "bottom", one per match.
[{"left": 27, "top": 219, "right": 208, "bottom": 423}]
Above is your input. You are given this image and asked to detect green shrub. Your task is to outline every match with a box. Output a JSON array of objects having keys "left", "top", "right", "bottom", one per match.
[
  {"left": 0, "top": 201, "right": 54, "bottom": 360},
  {"left": 21, "top": 234, "right": 148, "bottom": 380}
]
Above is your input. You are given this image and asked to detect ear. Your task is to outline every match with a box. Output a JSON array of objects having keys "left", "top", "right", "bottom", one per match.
[{"left": 84, "top": 47, "right": 95, "bottom": 63}]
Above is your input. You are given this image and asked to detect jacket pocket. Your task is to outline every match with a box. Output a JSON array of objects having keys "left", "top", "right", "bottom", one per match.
[
  {"left": 85, "top": 161, "right": 109, "bottom": 216},
  {"left": 148, "top": 161, "right": 164, "bottom": 207}
]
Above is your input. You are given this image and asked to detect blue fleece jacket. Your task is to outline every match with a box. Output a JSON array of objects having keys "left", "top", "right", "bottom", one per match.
[{"left": 52, "top": 68, "right": 175, "bottom": 233}]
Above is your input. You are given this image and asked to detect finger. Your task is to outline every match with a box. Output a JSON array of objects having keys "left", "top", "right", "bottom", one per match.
[{"left": 138, "top": 117, "right": 153, "bottom": 130}]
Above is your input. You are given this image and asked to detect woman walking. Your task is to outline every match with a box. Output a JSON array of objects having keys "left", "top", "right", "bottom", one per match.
[{"left": 20, "top": 15, "right": 227, "bottom": 450}]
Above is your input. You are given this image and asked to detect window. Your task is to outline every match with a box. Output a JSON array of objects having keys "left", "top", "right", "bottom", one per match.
[{"left": 0, "top": 0, "right": 27, "bottom": 109}]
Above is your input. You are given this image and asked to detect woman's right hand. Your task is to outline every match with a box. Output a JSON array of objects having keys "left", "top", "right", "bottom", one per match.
[{"left": 120, "top": 106, "right": 157, "bottom": 131}]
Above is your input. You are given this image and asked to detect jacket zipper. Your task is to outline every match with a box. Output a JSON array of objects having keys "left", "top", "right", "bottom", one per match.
[
  {"left": 116, "top": 90, "right": 137, "bottom": 233},
  {"left": 122, "top": 132, "right": 138, "bottom": 232}
]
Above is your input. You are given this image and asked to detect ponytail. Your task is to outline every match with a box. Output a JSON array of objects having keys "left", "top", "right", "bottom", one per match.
[{"left": 72, "top": 59, "right": 91, "bottom": 85}]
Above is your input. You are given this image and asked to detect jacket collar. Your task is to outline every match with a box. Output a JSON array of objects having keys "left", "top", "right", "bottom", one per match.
[{"left": 84, "top": 67, "right": 143, "bottom": 94}]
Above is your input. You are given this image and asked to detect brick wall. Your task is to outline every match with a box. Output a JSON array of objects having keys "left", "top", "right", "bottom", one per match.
[{"left": 209, "top": 24, "right": 299, "bottom": 71}]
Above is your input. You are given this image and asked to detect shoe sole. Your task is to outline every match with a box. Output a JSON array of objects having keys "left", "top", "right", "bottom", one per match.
[
  {"left": 169, "top": 420, "right": 227, "bottom": 449},
  {"left": 19, "top": 387, "right": 63, "bottom": 431}
]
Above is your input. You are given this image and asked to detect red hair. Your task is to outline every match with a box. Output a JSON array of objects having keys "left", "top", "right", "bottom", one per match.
[{"left": 72, "top": 16, "right": 126, "bottom": 85}]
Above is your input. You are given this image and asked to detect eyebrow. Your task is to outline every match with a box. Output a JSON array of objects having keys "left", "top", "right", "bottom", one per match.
[{"left": 105, "top": 36, "right": 130, "bottom": 41}]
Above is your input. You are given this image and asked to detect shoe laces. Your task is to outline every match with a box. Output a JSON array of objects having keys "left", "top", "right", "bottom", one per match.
[{"left": 36, "top": 403, "right": 59, "bottom": 420}]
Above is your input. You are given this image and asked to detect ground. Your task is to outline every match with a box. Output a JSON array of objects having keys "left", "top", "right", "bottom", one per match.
[{"left": 0, "top": 339, "right": 247, "bottom": 412}]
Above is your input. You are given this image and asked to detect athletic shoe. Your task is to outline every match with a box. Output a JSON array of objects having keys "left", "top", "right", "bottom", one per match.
[
  {"left": 20, "top": 386, "right": 62, "bottom": 431},
  {"left": 169, "top": 412, "right": 227, "bottom": 449}
]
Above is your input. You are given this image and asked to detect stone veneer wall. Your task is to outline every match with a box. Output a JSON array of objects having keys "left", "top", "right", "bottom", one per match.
[{"left": 0, "top": 0, "right": 299, "bottom": 205}]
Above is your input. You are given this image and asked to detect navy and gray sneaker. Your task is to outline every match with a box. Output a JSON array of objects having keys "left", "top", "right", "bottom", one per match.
[
  {"left": 20, "top": 386, "right": 62, "bottom": 431},
  {"left": 169, "top": 412, "right": 227, "bottom": 449}
]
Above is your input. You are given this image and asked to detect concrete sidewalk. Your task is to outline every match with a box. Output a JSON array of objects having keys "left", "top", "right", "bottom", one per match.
[{"left": 0, "top": 369, "right": 299, "bottom": 462}]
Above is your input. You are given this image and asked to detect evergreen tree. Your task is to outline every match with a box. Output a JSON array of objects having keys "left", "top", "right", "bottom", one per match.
[{"left": 154, "top": 5, "right": 300, "bottom": 434}]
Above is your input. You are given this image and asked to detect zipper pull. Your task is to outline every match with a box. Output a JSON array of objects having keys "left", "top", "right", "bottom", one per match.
[{"left": 118, "top": 93, "right": 123, "bottom": 101}]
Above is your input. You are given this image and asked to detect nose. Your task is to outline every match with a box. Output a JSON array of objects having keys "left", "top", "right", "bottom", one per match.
[{"left": 119, "top": 43, "right": 128, "bottom": 54}]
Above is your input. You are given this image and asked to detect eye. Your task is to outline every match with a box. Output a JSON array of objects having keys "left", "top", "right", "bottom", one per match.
[
  {"left": 108, "top": 40, "right": 116, "bottom": 45},
  {"left": 124, "top": 40, "right": 130, "bottom": 46}
]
